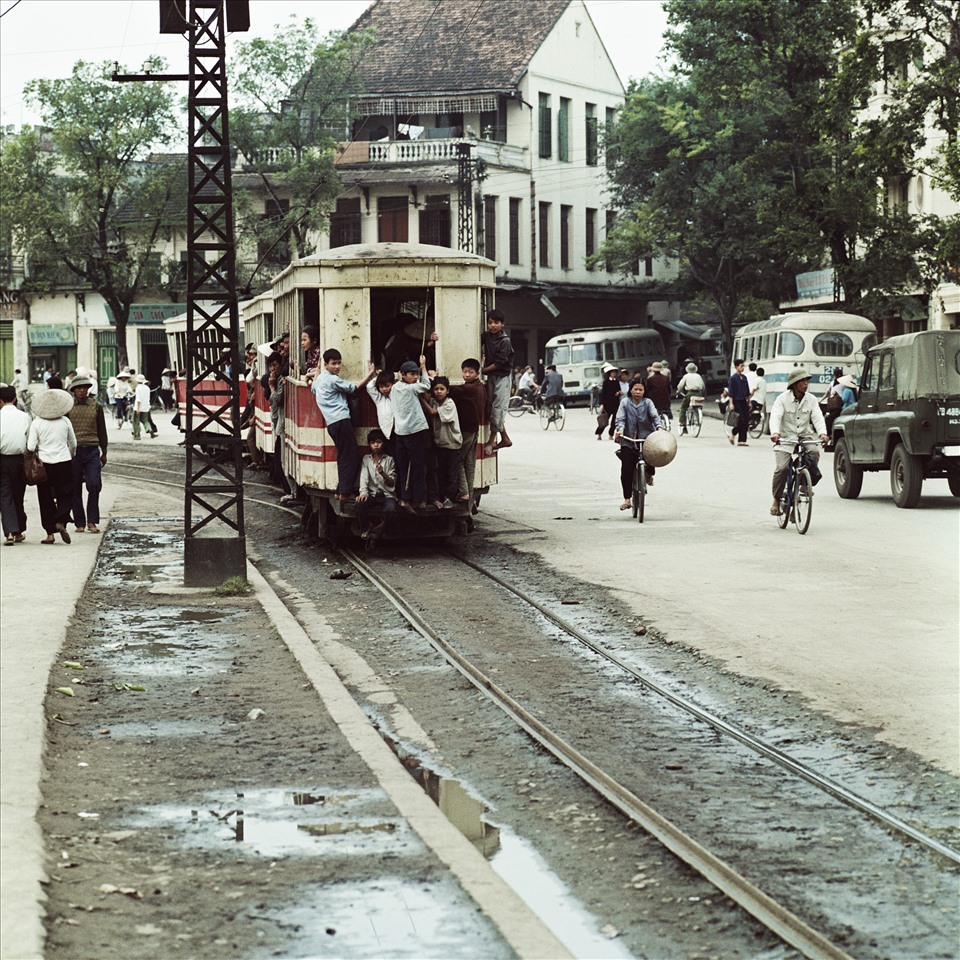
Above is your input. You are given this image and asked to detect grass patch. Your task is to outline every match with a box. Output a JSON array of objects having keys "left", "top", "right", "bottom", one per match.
[{"left": 214, "top": 576, "right": 252, "bottom": 596}]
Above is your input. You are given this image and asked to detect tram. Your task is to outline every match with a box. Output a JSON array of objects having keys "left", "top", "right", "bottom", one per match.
[
  {"left": 270, "top": 241, "right": 498, "bottom": 540},
  {"left": 733, "top": 311, "right": 878, "bottom": 406},
  {"left": 544, "top": 327, "right": 667, "bottom": 403},
  {"left": 240, "top": 293, "right": 274, "bottom": 455}
]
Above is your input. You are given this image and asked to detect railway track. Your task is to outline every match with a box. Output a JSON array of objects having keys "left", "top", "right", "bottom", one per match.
[{"left": 107, "top": 458, "right": 960, "bottom": 959}]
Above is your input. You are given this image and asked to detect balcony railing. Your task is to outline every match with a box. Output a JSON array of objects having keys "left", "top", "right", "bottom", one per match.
[{"left": 335, "top": 137, "right": 528, "bottom": 170}]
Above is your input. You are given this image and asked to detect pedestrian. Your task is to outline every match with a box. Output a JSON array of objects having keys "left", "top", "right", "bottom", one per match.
[
  {"left": 480, "top": 309, "right": 514, "bottom": 454},
  {"left": 0, "top": 385, "right": 31, "bottom": 544},
  {"left": 727, "top": 359, "right": 751, "bottom": 446},
  {"left": 596, "top": 364, "right": 621, "bottom": 439},
  {"left": 14, "top": 368, "right": 29, "bottom": 406},
  {"left": 132, "top": 375, "right": 155, "bottom": 440},
  {"left": 66, "top": 375, "right": 108, "bottom": 534},
  {"left": 614, "top": 380, "right": 663, "bottom": 509},
  {"left": 645, "top": 361, "right": 672, "bottom": 425},
  {"left": 837, "top": 374, "right": 858, "bottom": 411},
  {"left": 27, "top": 386, "right": 77, "bottom": 544},
  {"left": 113, "top": 371, "right": 132, "bottom": 425},
  {"left": 159, "top": 368, "right": 175, "bottom": 411}
]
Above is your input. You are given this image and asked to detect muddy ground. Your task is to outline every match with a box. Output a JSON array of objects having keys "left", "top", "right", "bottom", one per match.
[{"left": 38, "top": 461, "right": 959, "bottom": 960}]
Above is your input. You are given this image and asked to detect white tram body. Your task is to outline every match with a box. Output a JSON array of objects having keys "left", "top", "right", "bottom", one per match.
[
  {"left": 733, "top": 311, "right": 878, "bottom": 408},
  {"left": 240, "top": 293, "right": 275, "bottom": 453},
  {"left": 270, "top": 242, "right": 498, "bottom": 537},
  {"left": 544, "top": 327, "right": 667, "bottom": 401}
]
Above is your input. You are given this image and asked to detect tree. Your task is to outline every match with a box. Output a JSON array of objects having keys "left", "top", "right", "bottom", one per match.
[
  {"left": 229, "top": 18, "right": 375, "bottom": 291},
  {"left": 0, "top": 59, "right": 179, "bottom": 368}
]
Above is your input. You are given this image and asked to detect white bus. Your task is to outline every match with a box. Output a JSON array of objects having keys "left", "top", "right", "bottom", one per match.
[
  {"left": 543, "top": 327, "right": 667, "bottom": 403},
  {"left": 733, "top": 311, "right": 878, "bottom": 407}
]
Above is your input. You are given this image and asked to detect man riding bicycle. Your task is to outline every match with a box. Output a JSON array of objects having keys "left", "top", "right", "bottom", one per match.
[
  {"left": 675, "top": 362, "right": 705, "bottom": 434},
  {"left": 539, "top": 364, "right": 564, "bottom": 418},
  {"left": 769, "top": 368, "right": 828, "bottom": 517}
]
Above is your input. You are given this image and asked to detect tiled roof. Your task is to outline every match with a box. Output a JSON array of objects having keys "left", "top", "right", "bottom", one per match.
[{"left": 349, "top": 0, "right": 571, "bottom": 96}]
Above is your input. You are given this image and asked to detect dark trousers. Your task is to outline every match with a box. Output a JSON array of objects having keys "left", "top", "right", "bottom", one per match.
[
  {"left": 435, "top": 447, "right": 459, "bottom": 501},
  {"left": 72, "top": 446, "right": 103, "bottom": 527},
  {"left": 0, "top": 453, "right": 27, "bottom": 536},
  {"left": 271, "top": 436, "right": 290, "bottom": 494},
  {"left": 36, "top": 459, "right": 74, "bottom": 534},
  {"left": 327, "top": 418, "right": 360, "bottom": 496},
  {"left": 618, "top": 444, "right": 655, "bottom": 499},
  {"left": 732, "top": 398, "right": 749, "bottom": 443},
  {"left": 395, "top": 430, "right": 429, "bottom": 504},
  {"left": 357, "top": 492, "right": 396, "bottom": 533}
]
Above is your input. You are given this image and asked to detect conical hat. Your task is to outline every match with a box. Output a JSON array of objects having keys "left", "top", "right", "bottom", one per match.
[
  {"left": 32, "top": 388, "right": 74, "bottom": 420},
  {"left": 643, "top": 429, "right": 678, "bottom": 468}
]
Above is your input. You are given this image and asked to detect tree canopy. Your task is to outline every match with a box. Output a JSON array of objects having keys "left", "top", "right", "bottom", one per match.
[
  {"left": 0, "top": 58, "right": 179, "bottom": 367},
  {"left": 229, "top": 18, "right": 375, "bottom": 291},
  {"left": 603, "top": 0, "right": 953, "bottom": 360}
]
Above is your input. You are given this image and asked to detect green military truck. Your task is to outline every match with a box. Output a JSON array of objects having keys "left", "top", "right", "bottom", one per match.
[{"left": 832, "top": 329, "right": 960, "bottom": 507}]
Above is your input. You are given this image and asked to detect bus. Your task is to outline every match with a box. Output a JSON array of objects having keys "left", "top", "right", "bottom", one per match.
[
  {"left": 733, "top": 311, "right": 878, "bottom": 408},
  {"left": 543, "top": 327, "right": 667, "bottom": 403}
]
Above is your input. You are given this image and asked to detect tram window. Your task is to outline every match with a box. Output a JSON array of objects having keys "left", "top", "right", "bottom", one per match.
[
  {"left": 878, "top": 352, "right": 896, "bottom": 390},
  {"left": 779, "top": 331, "right": 804, "bottom": 356},
  {"left": 813, "top": 332, "right": 854, "bottom": 357}
]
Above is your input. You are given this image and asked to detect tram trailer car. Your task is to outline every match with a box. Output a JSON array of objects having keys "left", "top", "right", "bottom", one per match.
[
  {"left": 240, "top": 293, "right": 275, "bottom": 457},
  {"left": 544, "top": 328, "right": 668, "bottom": 404},
  {"left": 733, "top": 311, "right": 878, "bottom": 411},
  {"left": 270, "top": 242, "right": 498, "bottom": 541},
  {"left": 165, "top": 307, "right": 249, "bottom": 436}
]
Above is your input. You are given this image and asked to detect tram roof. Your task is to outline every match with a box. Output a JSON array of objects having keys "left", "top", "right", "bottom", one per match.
[
  {"left": 291, "top": 242, "right": 496, "bottom": 268},
  {"left": 737, "top": 311, "right": 876, "bottom": 334}
]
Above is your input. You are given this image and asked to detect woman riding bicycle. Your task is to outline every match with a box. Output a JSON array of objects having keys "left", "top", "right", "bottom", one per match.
[
  {"left": 769, "top": 368, "right": 828, "bottom": 517},
  {"left": 614, "top": 379, "right": 663, "bottom": 510}
]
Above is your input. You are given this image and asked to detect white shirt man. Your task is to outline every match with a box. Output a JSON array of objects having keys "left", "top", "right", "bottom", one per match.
[{"left": 133, "top": 377, "right": 154, "bottom": 440}]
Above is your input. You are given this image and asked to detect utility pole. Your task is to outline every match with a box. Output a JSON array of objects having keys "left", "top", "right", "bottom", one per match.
[
  {"left": 116, "top": 0, "right": 249, "bottom": 586},
  {"left": 457, "top": 142, "right": 474, "bottom": 253}
]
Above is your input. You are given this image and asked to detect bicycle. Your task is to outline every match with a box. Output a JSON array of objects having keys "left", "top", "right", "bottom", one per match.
[
  {"left": 775, "top": 438, "right": 822, "bottom": 535},
  {"left": 508, "top": 392, "right": 540, "bottom": 417},
  {"left": 539, "top": 398, "right": 565, "bottom": 431},
  {"left": 679, "top": 394, "right": 704, "bottom": 437},
  {"left": 620, "top": 436, "right": 647, "bottom": 523},
  {"left": 113, "top": 396, "right": 131, "bottom": 429},
  {"left": 748, "top": 402, "right": 768, "bottom": 439},
  {"left": 658, "top": 409, "right": 673, "bottom": 432}
]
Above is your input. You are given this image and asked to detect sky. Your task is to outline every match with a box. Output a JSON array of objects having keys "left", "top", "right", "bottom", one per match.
[{"left": 0, "top": 0, "right": 670, "bottom": 130}]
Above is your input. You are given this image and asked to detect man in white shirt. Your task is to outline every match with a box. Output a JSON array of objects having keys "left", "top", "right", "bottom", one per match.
[
  {"left": 132, "top": 375, "right": 155, "bottom": 440},
  {"left": 0, "top": 385, "right": 32, "bottom": 543}
]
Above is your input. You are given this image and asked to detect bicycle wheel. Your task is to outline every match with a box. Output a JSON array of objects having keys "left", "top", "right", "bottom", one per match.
[
  {"left": 632, "top": 460, "right": 645, "bottom": 523},
  {"left": 749, "top": 410, "right": 766, "bottom": 439},
  {"left": 794, "top": 468, "right": 813, "bottom": 534},
  {"left": 539, "top": 403, "right": 551, "bottom": 430},
  {"left": 508, "top": 396, "right": 526, "bottom": 418},
  {"left": 660, "top": 413, "right": 672, "bottom": 432},
  {"left": 689, "top": 405, "right": 702, "bottom": 438},
  {"left": 554, "top": 404, "right": 565, "bottom": 431}
]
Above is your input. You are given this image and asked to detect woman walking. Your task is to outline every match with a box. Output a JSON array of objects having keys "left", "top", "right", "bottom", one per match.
[{"left": 27, "top": 387, "right": 77, "bottom": 544}]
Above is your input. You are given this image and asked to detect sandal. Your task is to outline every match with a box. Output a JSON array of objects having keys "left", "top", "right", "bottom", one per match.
[
  {"left": 620, "top": 500, "right": 631, "bottom": 511},
  {"left": 770, "top": 504, "right": 781, "bottom": 516},
  {"left": 41, "top": 535, "right": 55, "bottom": 545}
]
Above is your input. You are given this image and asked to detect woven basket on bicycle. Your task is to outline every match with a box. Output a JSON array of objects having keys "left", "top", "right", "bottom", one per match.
[{"left": 643, "top": 429, "right": 678, "bottom": 468}]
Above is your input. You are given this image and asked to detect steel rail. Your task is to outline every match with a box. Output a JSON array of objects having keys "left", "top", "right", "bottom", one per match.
[
  {"left": 450, "top": 550, "right": 960, "bottom": 866},
  {"left": 342, "top": 547, "right": 856, "bottom": 960}
]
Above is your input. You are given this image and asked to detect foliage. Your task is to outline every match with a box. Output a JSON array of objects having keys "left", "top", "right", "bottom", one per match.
[
  {"left": 603, "top": 0, "right": 954, "bottom": 361},
  {"left": 0, "top": 59, "right": 179, "bottom": 367},
  {"left": 214, "top": 576, "right": 252, "bottom": 596},
  {"left": 229, "top": 19, "right": 375, "bottom": 291}
]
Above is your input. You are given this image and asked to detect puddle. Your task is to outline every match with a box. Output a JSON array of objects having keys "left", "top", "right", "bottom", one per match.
[
  {"left": 95, "top": 720, "right": 216, "bottom": 740},
  {"left": 129, "top": 787, "right": 420, "bottom": 859},
  {"left": 93, "top": 520, "right": 184, "bottom": 586},
  {"left": 379, "top": 733, "right": 633, "bottom": 959}
]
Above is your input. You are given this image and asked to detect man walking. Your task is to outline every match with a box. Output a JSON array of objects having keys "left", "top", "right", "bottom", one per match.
[
  {"left": 132, "top": 375, "right": 155, "bottom": 440},
  {"left": 0, "top": 385, "right": 31, "bottom": 544},
  {"left": 727, "top": 358, "right": 751, "bottom": 446},
  {"left": 67, "top": 375, "right": 108, "bottom": 534}
]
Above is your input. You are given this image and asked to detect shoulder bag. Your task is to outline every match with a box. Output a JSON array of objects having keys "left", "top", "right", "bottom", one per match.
[{"left": 23, "top": 451, "right": 47, "bottom": 486}]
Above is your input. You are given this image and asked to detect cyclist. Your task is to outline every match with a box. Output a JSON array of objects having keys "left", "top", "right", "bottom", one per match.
[
  {"left": 595, "top": 364, "right": 621, "bottom": 439},
  {"left": 769, "top": 369, "right": 828, "bottom": 517},
  {"left": 516, "top": 365, "right": 539, "bottom": 406},
  {"left": 539, "top": 364, "right": 564, "bottom": 420},
  {"left": 614, "top": 379, "right": 663, "bottom": 509},
  {"left": 675, "top": 362, "right": 705, "bottom": 434}
]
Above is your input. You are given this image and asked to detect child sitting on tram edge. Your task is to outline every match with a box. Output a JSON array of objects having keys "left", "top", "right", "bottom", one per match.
[
  {"left": 357, "top": 428, "right": 397, "bottom": 539},
  {"left": 311, "top": 348, "right": 375, "bottom": 501}
]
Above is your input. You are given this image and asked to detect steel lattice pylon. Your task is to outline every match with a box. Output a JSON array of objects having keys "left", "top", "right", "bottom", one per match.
[
  {"left": 457, "top": 142, "right": 474, "bottom": 252},
  {"left": 182, "top": 0, "right": 246, "bottom": 584}
]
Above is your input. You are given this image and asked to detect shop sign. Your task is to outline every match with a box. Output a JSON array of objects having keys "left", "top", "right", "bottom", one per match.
[
  {"left": 28, "top": 324, "right": 76, "bottom": 347},
  {"left": 0, "top": 289, "right": 25, "bottom": 320},
  {"left": 103, "top": 303, "right": 184, "bottom": 325}
]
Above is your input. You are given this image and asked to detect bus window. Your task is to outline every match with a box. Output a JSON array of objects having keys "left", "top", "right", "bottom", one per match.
[
  {"left": 878, "top": 352, "right": 896, "bottom": 391},
  {"left": 862, "top": 333, "right": 878, "bottom": 352},
  {"left": 571, "top": 343, "right": 602, "bottom": 363},
  {"left": 813, "top": 332, "right": 854, "bottom": 357},
  {"left": 779, "top": 331, "right": 804, "bottom": 356},
  {"left": 762, "top": 334, "right": 773, "bottom": 359},
  {"left": 604, "top": 342, "right": 616, "bottom": 361},
  {"left": 547, "top": 345, "right": 570, "bottom": 365}
]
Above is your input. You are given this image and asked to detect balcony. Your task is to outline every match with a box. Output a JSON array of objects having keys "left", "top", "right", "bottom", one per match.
[{"left": 335, "top": 138, "right": 528, "bottom": 171}]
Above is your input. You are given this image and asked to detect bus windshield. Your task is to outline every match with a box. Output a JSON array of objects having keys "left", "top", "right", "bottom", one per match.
[{"left": 571, "top": 343, "right": 602, "bottom": 363}]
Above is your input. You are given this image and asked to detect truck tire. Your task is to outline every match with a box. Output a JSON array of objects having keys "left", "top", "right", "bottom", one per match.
[
  {"left": 890, "top": 443, "right": 923, "bottom": 508},
  {"left": 948, "top": 463, "right": 960, "bottom": 498},
  {"left": 833, "top": 438, "right": 863, "bottom": 499}
]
